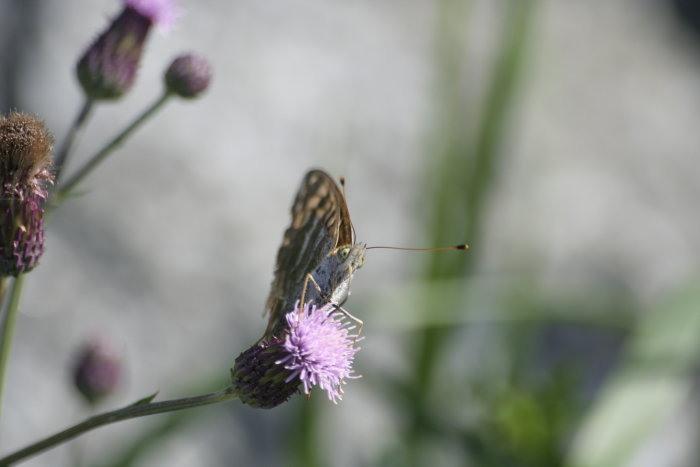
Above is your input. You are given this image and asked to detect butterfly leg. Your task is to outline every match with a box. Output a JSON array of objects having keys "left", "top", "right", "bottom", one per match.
[
  {"left": 330, "top": 304, "right": 364, "bottom": 338},
  {"left": 295, "top": 272, "right": 326, "bottom": 328},
  {"left": 300, "top": 274, "right": 363, "bottom": 337},
  {"left": 300, "top": 272, "right": 325, "bottom": 312}
]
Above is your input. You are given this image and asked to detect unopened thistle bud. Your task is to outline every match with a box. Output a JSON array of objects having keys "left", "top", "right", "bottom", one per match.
[
  {"left": 73, "top": 335, "right": 122, "bottom": 405},
  {"left": 76, "top": 0, "right": 178, "bottom": 100},
  {"left": 231, "top": 302, "right": 361, "bottom": 409},
  {"left": 164, "top": 54, "right": 212, "bottom": 98},
  {"left": 0, "top": 112, "right": 53, "bottom": 277}
]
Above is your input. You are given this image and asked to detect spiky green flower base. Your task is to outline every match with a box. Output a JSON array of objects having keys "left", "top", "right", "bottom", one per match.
[
  {"left": 231, "top": 341, "right": 300, "bottom": 409},
  {"left": 0, "top": 195, "right": 46, "bottom": 276}
]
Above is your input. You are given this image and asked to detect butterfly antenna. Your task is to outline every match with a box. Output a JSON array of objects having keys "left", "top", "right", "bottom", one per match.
[
  {"left": 366, "top": 244, "right": 469, "bottom": 251},
  {"left": 339, "top": 176, "right": 358, "bottom": 240}
]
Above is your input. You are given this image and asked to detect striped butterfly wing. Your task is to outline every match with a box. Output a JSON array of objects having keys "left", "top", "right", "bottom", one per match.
[{"left": 263, "top": 170, "right": 353, "bottom": 338}]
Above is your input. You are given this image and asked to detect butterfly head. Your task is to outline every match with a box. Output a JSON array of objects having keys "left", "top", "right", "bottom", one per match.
[
  {"left": 334, "top": 243, "right": 365, "bottom": 271},
  {"left": 326, "top": 243, "right": 366, "bottom": 305}
]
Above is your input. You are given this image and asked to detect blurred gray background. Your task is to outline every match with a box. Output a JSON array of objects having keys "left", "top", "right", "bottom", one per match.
[{"left": 1, "top": 0, "right": 700, "bottom": 466}]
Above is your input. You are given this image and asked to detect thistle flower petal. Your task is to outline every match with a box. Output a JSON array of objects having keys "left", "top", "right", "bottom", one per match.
[
  {"left": 279, "top": 303, "right": 361, "bottom": 403},
  {"left": 125, "top": 0, "right": 179, "bottom": 31}
]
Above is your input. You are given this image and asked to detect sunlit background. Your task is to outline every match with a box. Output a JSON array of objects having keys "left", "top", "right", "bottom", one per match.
[{"left": 1, "top": 0, "right": 700, "bottom": 466}]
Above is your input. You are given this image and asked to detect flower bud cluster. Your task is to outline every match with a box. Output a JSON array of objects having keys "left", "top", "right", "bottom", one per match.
[{"left": 76, "top": 1, "right": 211, "bottom": 101}]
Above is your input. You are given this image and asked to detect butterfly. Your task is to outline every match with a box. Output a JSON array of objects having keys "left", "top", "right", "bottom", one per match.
[{"left": 262, "top": 169, "right": 366, "bottom": 340}]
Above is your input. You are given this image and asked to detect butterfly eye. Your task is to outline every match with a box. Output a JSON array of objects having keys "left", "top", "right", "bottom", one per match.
[{"left": 339, "top": 247, "right": 350, "bottom": 260}]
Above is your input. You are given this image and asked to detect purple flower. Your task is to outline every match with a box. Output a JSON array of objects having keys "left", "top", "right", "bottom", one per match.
[
  {"left": 231, "top": 302, "right": 361, "bottom": 408},
  {"left": 125, "top": 0, "right": 179, "bottom": 31},
  {"left": 278, "top": 302, "right": 361, "bottom": 403},
  {"left": 76, "top": 0, "right": 179, "bottom": 100},
  {"left": 0, "top": 112, "right": 53, "bottom": 276}
]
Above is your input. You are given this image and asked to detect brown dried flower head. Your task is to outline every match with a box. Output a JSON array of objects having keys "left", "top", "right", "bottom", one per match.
[
  {"left": 0, "top": 112, "right": 53, "bottom": 188},
  {"left": 0, "top": 112, "right": 54, "bottom": 276}
]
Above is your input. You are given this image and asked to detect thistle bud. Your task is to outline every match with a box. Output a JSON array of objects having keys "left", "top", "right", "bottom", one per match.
[
  {"left": 231, "top": 302, "right": 361, "bottom": 408},
  {"left": 0, "top": 112, "right": 53, "bottom": 277},
  {"left": 76, "top": 0, "right": 178, "bottom": 100},
  {"left": 164, "top": 54, "right": 212, "bottom": 98},
  {"left": 73, "top": 335, "right": 122, "bottom": 405}
]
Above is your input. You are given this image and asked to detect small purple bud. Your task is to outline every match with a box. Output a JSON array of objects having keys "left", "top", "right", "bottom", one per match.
[
  {"left": 73, "top": 335, "right": 122, "bottom": 405},
  {"left": 231, "top": 302, "right": 361, "bottom": 408},
  {"left": 165, "top": 54, "right": 212, "bottom": 99},
  {"left": 0, "top": 112, "right": 53, "bottom": 277},
  {"left": 76, "top": 0, "right": 177, "bottom": 100}
]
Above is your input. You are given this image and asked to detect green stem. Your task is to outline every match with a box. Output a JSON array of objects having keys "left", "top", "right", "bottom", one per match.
[
  {"left": 56, "top": 92, "right": 172, "bottom": 203},
  {"left": 407, "top": 0, "right": 536, "bottom": 463},
  {"left": 0, "top": 277, "right": 8, "bottom": 310},
  {"left": 291, "top": 398, "right": 319, "bottom": 467},
  {"left": 53, "top": 99, "right": 95, "bottom": 185},
  {"left": 0, "top": 274, "right": 25, "bottom": 420},
  {"left": 0, "top": 386, "right": 238, "bottom": 465}
]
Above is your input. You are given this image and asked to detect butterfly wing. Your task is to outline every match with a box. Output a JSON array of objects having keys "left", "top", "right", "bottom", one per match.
[
  {"left": 333, "top": 178, "right": 353, "bottom": 248},
  {"left": 263, "top": 170, "right": 351, "bottom": 338}
]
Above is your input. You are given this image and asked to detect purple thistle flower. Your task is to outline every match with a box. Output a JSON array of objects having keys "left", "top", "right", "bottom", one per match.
[
  {"left": 0, "top": 112, "right": 53, "bottom": 276},
  {"left": 125, "top": 0, "right": 179, "bottom": 31},
  {"left": 278, "top": 302, "right": 361, "bottom": 403},
  {"left": 231, "top": 302, "right": 361, "bottom": 408},
  {"left": 76, "top": 0, "right": 178, "bottom": 100}
]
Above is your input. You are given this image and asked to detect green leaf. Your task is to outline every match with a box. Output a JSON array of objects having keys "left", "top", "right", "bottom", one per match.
[
  {"left": 569, "top": 280, "right": 700, "bottom": 467},
  {"left": 128, "top": 391, "right": 159, "bottom": 407}
]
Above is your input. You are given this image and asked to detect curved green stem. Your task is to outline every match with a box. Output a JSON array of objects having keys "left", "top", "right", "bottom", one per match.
[
  {"left": 0, "top": 386, "right": 238, "bottom": 465},
  {"left": 56, "top": 92, "right": 172, "bottom": 203},
  {"left": 0, "top": 274, "right": 25, "bottom": 420},
  {"left": 53, "top": 99, "right": 95, "bottom": 185}
]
